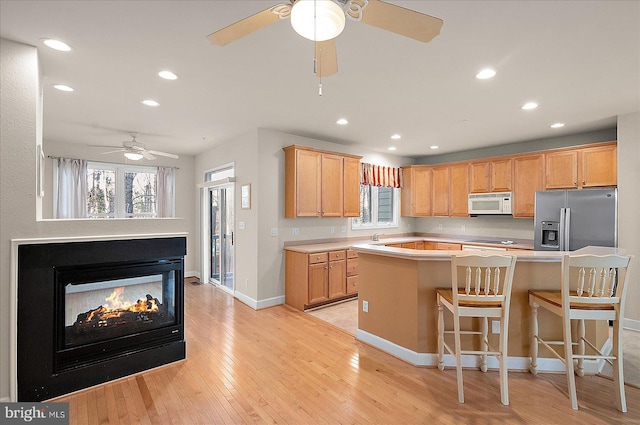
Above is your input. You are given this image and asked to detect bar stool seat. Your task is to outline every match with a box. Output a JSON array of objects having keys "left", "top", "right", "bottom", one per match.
[
  {"left": 529, "top": 254, "right": 633, "bottom": 412},
  {"left": 436, "top": 254, "right": 517, "bottom": 405}
]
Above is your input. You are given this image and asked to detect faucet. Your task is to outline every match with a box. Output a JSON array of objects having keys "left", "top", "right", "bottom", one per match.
[{"left": 372, "top": 233, "right": 379, "bottom": 242}]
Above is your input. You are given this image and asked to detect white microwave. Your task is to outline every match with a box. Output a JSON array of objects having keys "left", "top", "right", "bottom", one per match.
[{"left": 468, "top": 192, "right": 512, "bottom": 215}]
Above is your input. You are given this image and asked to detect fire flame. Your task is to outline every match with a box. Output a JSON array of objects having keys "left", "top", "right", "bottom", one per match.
[{"left": 85, "top": 286, "right": 159, "bottom": 323}]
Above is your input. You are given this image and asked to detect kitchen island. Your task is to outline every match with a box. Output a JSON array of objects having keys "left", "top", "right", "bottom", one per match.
[{"left": 353, "top": 244, "right": 619, "bottom": 373}]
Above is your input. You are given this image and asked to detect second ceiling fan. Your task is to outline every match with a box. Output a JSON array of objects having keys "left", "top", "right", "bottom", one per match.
[{"left": 207, "top": 0, "right": 443, "bottom": 77}]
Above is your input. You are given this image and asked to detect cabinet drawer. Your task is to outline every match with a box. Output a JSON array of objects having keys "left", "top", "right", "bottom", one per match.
[
  {"left": 347, "top": 258, "right": 358, "bottom": 276},
  {"left": 347, "top": 249, "right": 358, "bottom": 259},
  {"left": 308, "top": 252, "right": 328, "bottom": 264},
  {"left": 437, "top": 243, "right": 462, "bottom": 250},
  {"left": 329, "top": 250, "right": 346, "bottom": 261},
  {"left": 347, "top": 275, "right": 359, "bottom": 294}
]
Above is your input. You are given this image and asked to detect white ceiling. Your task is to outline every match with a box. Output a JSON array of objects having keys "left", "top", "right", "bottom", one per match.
[{"left": 1, "top": 1, "right": 639, "bottom": 159}]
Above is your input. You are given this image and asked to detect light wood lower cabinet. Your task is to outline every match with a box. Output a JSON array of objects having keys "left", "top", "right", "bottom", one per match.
[
  {"left": 436, "top": 242, "right": 462, "bottom": 250},
  {"left": 285, "top": 249, "right": 357, "bottom": 311}
]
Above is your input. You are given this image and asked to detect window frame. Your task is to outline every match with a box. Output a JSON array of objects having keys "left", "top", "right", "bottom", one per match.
[
  {"left": 351, "top": 185, "right": 400, "bottom": 230},
  {"left": 86, "top": 161, "right": 159, "bottom": 219}
]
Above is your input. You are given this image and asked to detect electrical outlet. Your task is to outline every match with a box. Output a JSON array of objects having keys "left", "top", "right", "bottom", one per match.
[
  {"left": 270, "top": 228, "right": 278, "bottom": 237},
  {"left": 238, "top": 221, "right": 246, "bottom": 230},
  {"left": 492, "top": 320, "right": 500, "bottom": 334},
  {"left": 245, "top": 278, "right": 249, "bottom": 288},
  {"left": 362, "top": 300, "right": 369, "bottom": 313},
  {"left": 330, "top": 226, "right": 335, "bottom": 234},
  {"left": 340, "top": 226, "right": 346, "bottom": 233},
  {"left": 438, "top": 224, "right": 443, "bottom": 231},
  {"left": 292, "top": 228, "right": 299, "bottom": 235},
  {"left": 462, "top": 224, "right": 466, "bottom": 232}
]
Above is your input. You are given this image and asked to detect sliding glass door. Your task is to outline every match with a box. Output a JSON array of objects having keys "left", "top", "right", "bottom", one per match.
[{"left": 209, "top": 185, "right": 234, "bottom": 290}]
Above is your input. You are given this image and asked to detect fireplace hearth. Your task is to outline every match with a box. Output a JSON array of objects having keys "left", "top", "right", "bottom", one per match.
[{"left": 17, "top": 237, "right": 186, "bottom": 401}]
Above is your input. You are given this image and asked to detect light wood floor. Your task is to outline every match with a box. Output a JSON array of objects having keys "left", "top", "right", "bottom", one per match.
[{"left": 54, "top": 283, "right": 640, "bottom": 424}]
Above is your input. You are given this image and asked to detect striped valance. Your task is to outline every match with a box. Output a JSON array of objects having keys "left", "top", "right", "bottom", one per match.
[{"left": 360, "top": 163, "right": 403, "bottom": 188}]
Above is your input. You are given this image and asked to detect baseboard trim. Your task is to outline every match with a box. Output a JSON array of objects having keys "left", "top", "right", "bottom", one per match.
[
  {"left": 623, "top": 317, "right": 640, "bottom": 332},
  {"left": 233, "top": 292, "right": 284, "bottom": 310},
  {"left": 356, "top": 329, "right": 602, "bottom": 373},
  {"left": 0, "top": 396, "right": 10, "bottom": 402},
  {"left": 185, "top": 271, "right": 200, "bottom": 280}
]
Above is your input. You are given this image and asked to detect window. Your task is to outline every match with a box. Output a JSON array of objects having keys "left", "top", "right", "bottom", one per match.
[
  {"left": 352, "top": 185, "right": 399, "bottom": 229},
  {"left": 87, "top": 162, "right": 158, "bottom": 218}
]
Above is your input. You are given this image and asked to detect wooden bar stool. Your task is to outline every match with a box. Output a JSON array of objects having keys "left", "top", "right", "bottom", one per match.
[
  {"left": 436, "top": 254, "right": 517, "bottom": 405},
  {"left": 529, "top": 254, "right": 633, "bottom": 412}
]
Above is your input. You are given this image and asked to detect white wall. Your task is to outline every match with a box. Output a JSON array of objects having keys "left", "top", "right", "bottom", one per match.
[
  {"left": 0, "top": 38, "right": 196, "bottom": 400},
  {"left": 413, "top": 215, "right": 534, "bottom": 240},
  {"left": 617, "top": 112, "right": 640, "bottom": 327}
]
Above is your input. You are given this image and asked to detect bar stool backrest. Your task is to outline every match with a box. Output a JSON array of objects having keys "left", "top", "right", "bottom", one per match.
[{"left": 451, "top": 255, "right": 517, "bottom": 305}]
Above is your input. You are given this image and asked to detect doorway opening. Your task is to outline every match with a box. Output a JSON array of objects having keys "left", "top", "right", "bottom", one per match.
[{"left": 202, "top": 164, "right": 235, "bottom": 294}]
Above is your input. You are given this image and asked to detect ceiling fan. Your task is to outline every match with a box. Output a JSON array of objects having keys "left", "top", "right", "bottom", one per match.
[
  {"left": 207, "top": 0, "right": 443, "bottom": 77},
  {"left": 99, "top": 136, "right": 179, "bottom": 161}
]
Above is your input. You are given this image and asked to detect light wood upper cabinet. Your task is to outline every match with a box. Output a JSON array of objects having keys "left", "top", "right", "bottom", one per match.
[
  {"left": 431, "top": 165, "right": 450, "bottom": 216},
  {"left": 320, "top": 153, "right": 343, "bottom": 217},
  {"left": 470, "top": 158, "right": 512, "bottom": 193},
  {"left": 545, "top": 150, "right": 578, "bottom": 189},
  {"left": 545, "top": 143, "right": 617, "bottom": 189},
  {"left": 449, "top": 163, "right": 469, "bottom": 216},
  {"left": 580, "top": 144, "right": 617, "bottom": 188},
  {"left": 343, "top": 157, "right": 361, "bottom": 217},
  {"left": 283, "top": 145, "right": 361, "bottom": 218},
  {"left": 491, "top": 158, "right": 513, "bottom": 192},
  {"left": 401, "top": 166, "right": 432, "bottom": 217},
  {"left": 512, "top": 154, "right": 544, "bottom": 218}
]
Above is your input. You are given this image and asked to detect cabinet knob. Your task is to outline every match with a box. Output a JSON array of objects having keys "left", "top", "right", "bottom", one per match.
[
  {"left": 582, "top": 180, "right": 586, "bottom": 185},
  {"left": 329, "top": 265, "right": 333, "bottom": 269},
  {"left": 574, "top": 181, "right": 577, "bottom": 185}
]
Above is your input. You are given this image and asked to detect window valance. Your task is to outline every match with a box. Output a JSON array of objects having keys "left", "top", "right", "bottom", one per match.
[{"left": 360, "top": 163, "right": 403, "bottom": 188}]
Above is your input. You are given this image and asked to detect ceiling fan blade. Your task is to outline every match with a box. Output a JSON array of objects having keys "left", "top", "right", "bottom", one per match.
[
  {"left": 315, "top": 39, "right": 338, "bottom": 77},
  {"left": 142, "top": 151, "right": 157, "bottom": 160},
  {"left": 207, "top": 5, "right": 287, "bottom": 46},
  {"left": 100, "top": 149, "right": 124, "bottom": 155},
  {"left": 147, "top": 150, "right": 179, "bottom": 159},
  {"left": 360, "top": 0, "right": 443, "bottom": 43}
]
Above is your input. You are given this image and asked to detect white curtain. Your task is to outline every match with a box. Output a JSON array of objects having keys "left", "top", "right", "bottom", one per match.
[
  {"left": 55, "top": 158, "right": 88, "bottom": 219},
  {"left": 157, "top": 167, "right": 176, "bottom": 218}
]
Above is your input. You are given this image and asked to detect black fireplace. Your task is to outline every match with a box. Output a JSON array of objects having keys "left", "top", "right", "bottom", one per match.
[{"left": 17, "top": 237, "right": 186, "bottom": 401}]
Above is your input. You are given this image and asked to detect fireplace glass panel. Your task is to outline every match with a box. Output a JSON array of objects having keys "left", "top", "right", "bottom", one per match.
[{"left": 64, "top": 272, "right": 176, "bottom": 348}]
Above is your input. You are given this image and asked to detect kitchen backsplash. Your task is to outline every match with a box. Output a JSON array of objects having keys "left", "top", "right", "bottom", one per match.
[{"left": 412, "top": 216, "right": 534, "bottom": 240}]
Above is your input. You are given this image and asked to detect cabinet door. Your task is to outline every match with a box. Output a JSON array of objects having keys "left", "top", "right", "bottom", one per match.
[
  {"left": 401, "top": 242, "right": 417, "bottom": 249},
  {"left": 328, "top": 259, "right": 346, "bottom": 299},
  {"left": 469, "top": 162, "right": 490, "bottom": 193},
  {"left": 401, "top": 166, "right": 431, "bottom": 216},
  {"left": 346, "top": 276, "right": 359, "bottom": 294},
  {"left": 491, "top": 158, "right": 512, "bottom": 192},
  {"left": 320, "top": 154, "right": 344, "bottom": 217},
  {"left": 295, "top": 149, "right": 322, "bottom": 216},
  {"left": 545, "top": 150, "right": 578, "bottom": 189},
  {"left": 580, "top": 144, "right": 617, "bottom": 187},
  {"left": 308, "top": 262, "right": 329, "bottom": 305},
  {"left": 431, "top": 166, "right": 450, "bottom": 216},
  {"left": 513, "top": 154, "right": 544, "bottom": 218},
  {"left": 450, "top": 163, "right": 469, "bottom": 216},
  {"left": 343, "top": 157, "right": 361, "bottom": 217}
]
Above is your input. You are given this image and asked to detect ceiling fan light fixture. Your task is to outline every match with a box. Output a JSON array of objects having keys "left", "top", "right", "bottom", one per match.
[
  {"left": 124, "top": 151, "right": 144, "bottom": 161},
  {"left": 290, "top": 0, "right": 346, "bottom": 42}
]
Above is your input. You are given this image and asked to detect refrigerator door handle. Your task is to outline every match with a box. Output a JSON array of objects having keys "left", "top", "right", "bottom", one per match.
[
  {"left": 563, "top": 208, "right": 571, "bottom": 251},
  {"left": 559, "top": 208, "right": 566, "bottom": 251}
]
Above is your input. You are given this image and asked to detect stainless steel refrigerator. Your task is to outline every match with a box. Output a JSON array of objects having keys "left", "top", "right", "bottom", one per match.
[{"left": 534, "top": 188, "right": 617, "bottom": 251}]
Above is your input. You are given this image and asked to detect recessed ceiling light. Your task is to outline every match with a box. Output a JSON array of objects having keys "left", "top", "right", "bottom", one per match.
[
  {"left": 521, "top": 102, "right": 539, "bottom": 110},
  {"left": 391, "top": 134, "right": 401, "bottom": 140},
  {"left": 141, "top": 99, "right": 159, "bottom": 107},
  {"left": 158, "top": 70, "right": 178, "bottom": 80},
  {"left": 42, "top": 38, "right": 72, "bottom": 51},
  {"left": 336, "top": 118, "right": 348, "bottom": 125},
  {"left": 430, "top": 145, "right": 439, "bottom": 150},
  {"left": 53, "top": 84, "right": 74, "bottom": 92},
  {"left": 550, "top": 123, "right": 565, "bottom": 128},
  {"left": 476, "top": 69, "right": 496, "bottom": 80},
  {"left": 388, "top": 146, "right": 397, "bottom": 151}
]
